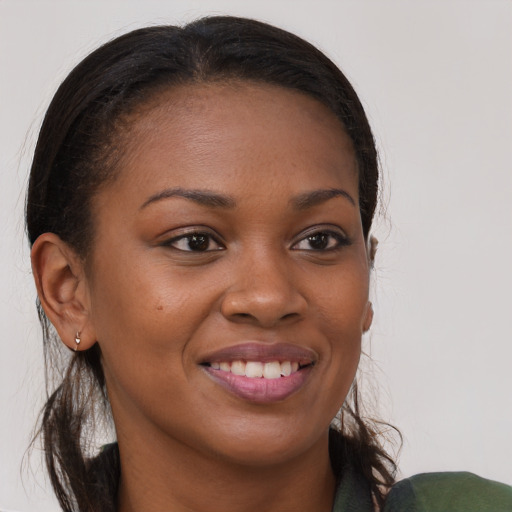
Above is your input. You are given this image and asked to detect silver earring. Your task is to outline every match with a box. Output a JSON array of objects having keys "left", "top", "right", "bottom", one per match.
[{"left": 74, "top": 331, "right": 81, "bottom": 352}]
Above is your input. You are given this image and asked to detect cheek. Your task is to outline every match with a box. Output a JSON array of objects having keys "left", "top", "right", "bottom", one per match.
[
  {"left": 90, "top": 254, "right": 206, "bottom": 344},
  {"left": 314, "top": 261, "right": 370, "bottom": 334},
  {"left": 312, "top": 260, "right": 369, "bottom": 392},
  {"left": 88, "top": 271, "right": 200, "bottom": 418},
  {"left": 89, "top": 261, "right": 208, "bottom": 423},
  {"left": 87, "top": 250, "right": 226, "bottom": 396}
]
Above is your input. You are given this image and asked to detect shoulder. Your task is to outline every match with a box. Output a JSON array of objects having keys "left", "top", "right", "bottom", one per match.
[{"left": 384, "top": 472, "right": 512, "bottom": 512}]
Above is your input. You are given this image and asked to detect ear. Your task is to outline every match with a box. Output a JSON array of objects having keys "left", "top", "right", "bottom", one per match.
[
  {"left": 362, "top": 236, "right": 376, "bottom": 333},
  {"left": 362, "top": 301, "right": 374, "bottom": 333},
  {"left": 367, "top": 235, "right": 378, "bottom": 269},
  {"left": 31, "top": 233, "right": 96, "bottom": 351}
]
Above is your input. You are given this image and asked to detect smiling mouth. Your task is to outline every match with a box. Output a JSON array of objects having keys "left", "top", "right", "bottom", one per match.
[
  {"left": 200, "top": 343, "right": 317, "bottom": 402},
  {"left": 203, "top": 360, "right": 313, "bottom": 379}
]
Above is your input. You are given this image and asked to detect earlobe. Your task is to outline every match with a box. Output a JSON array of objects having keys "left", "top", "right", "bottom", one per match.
[
  {"left": 31, "top": 233, "right": 96, "bottom": 351},
  {"left": 363, "top": 301, "right": 374, "bottom": 333}
]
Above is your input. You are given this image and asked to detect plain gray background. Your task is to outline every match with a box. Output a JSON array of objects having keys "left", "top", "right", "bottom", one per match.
[{"left": 1, "top": 1, "right": 511, "bottom": 510}]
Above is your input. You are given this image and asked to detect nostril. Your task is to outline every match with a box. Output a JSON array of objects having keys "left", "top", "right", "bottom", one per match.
[
  {"left": 220, "top": 288, "right": 307, "bottom": 327},
  {"left": 282, "top": 312, "right": 300, "bottom": 321},
  {"left": 232, "top": 312, "right": 299, "bottom": 323},
  {"left": 233, "top": 312, "right": 253, "bottom": 320}
]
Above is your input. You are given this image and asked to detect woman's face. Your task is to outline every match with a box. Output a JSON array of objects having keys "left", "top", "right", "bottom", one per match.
[{"left": 86, "top": 82, "right": 372, "bottom": 466}]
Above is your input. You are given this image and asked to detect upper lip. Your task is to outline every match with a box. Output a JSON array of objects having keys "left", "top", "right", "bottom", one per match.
[{"left": 200, "top": 342, "right": 317, "bottom": 365}]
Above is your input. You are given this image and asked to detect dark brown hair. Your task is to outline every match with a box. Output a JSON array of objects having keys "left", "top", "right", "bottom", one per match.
[{"left": 27, "top": 15, "right": 396, "bottom": 512}]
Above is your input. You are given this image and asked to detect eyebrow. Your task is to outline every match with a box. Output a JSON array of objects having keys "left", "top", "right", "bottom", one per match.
[
  {"left": 140, "top": 187, "right": 236, "bottom": 210},
  {"left": 291, "top": 188, "right": 356, "bottom": 210},
  {"left": 140, "top": 186, "right": 355, "bottom": 211}
]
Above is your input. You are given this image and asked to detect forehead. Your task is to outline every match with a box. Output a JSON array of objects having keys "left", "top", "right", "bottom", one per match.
[{"left": 100, "top": 82, "right": 359, "bottom": 207}]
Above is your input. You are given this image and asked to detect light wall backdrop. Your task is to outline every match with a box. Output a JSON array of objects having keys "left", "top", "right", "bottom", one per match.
[{"left": 1, "top": 1, "right": 511, "bottom": 510}]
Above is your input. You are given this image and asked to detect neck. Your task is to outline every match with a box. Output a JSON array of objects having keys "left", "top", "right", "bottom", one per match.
[{"left": 116, "top": 427, "right": 336, "bottom": 512}]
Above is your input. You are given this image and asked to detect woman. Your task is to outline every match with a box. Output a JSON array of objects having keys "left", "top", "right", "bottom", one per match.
[{"left": 26, "top": 16, "right": 511, "bottom": 512}]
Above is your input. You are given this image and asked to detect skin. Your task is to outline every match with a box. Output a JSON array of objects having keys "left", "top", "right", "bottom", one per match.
[{"left": 32, "top": 82, "right": 373, "bottom": 512}]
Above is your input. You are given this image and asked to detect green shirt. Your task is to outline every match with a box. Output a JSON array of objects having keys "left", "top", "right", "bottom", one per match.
[{"left": 333, "top": 469, "right": 512, "bottom": 511}]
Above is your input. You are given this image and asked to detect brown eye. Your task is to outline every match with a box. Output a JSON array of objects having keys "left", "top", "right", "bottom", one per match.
[
  {"left": 187, "top": 234, "right": 210, "bottom": 251},
  {"left": 167, "top": 233, "right": 224, "bottom": 252},
  {"left": 307, "top": 233, "right": 330, "bottom": 250},
  {"left": 293, "top": 230, "right": 349, "bottom": 251}
]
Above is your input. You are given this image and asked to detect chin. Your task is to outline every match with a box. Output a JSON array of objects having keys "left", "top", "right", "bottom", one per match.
[{"left": 203, "top": 420, "right": 329, "bottom": 468}]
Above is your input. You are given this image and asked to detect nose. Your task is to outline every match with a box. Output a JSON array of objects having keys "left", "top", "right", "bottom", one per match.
[{"left": 220, "top": 248, "right": 307, "bottom": 328}]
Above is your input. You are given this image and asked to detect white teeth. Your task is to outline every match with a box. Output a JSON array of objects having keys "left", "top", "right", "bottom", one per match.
[
  {"left": 210, "top": 360, "right": 305, "bottom": 378},
  {"left": 245, "top": 361, "right": 263, "bottom": 378},
  {"left": 263, "top": 361, "right": 281, "bottom": 379},
  {"left": 280, "top": 361, "right": 292, "bottom": 377},
  {"left": 231, "top": 360, "right": 246, "bottom": 376}
]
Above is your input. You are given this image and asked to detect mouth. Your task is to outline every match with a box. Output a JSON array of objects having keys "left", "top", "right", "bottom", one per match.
[
  {"left": 200, "top": 343, "right": 316, "bottom": 403},
  {"left": 202, "top": 360, "right": 311, "bottom": 378}
]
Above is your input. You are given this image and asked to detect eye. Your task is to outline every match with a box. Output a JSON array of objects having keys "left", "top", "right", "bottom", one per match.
[
  {"left": 292, "top": 230, "right": 349, "bottom": 251},
  {"left": 165, "top": 232, "right": 224, "bottom": 252}
]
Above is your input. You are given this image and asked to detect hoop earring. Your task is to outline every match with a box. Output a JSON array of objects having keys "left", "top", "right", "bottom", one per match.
[{"left": 74, "top": 331, "right": 81, "bottom": 352}]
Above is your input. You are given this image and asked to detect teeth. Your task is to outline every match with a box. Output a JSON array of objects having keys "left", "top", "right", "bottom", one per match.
[
  {"left": 209, "top": 360, "right": 304, "bottom": 378},
  {"left": 263, "top": 361, "right": 281, "bottom": 379},
  {"left": 245, "top": 361, "right": 263, "bottom": 378},
  {"left": 231, "top": 360, "right": 246, "bottom": 376},
  {"left": 280, "top": 361, "right": 292, "bottom": 377},
  {"left": 219, "top": 362, "right": 231, "bottom": 372}
]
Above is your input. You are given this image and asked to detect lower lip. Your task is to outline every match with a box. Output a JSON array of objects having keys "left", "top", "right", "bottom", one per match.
[{"left": 203, "top": 366, "right": 313, "bottom": 403}]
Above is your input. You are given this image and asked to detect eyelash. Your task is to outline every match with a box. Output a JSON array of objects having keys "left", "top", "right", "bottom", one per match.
[
  {"left": 162, "top": 228, "right": 349, "bottom": 253},
  {"left": 292, "top": 230, "right": 350, "bottom": 252},
  {"left": 163, "top": 232, "right": 225, "bottom": 252}
]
